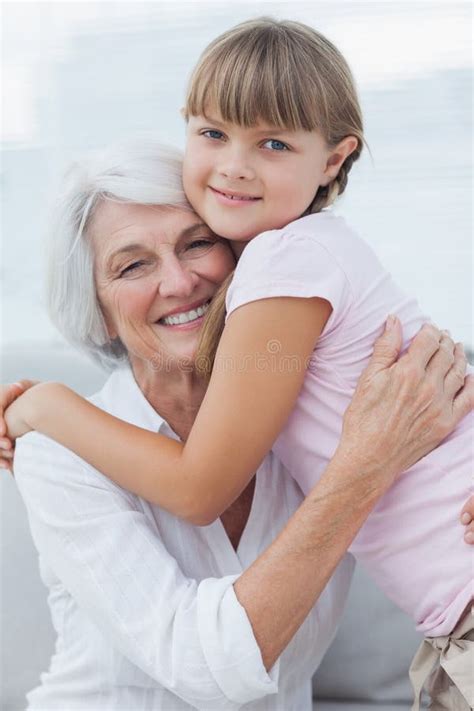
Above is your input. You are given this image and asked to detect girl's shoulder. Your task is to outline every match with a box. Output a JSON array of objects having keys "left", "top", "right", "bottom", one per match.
[
  {"left": 239, "top": 211, "right": 376, "bottom": 271},
  {"left": 227, "top": 213, "right": 373, "bottom": 322},
  {"left": 228, "top": 212, "right": 388, "bottom": 319},
  {"left": 285, "top": 211, "right": 362, "bottom": 248}
]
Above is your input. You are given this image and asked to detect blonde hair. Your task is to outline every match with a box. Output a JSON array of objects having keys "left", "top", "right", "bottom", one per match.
[{"left": 187, "top": 17, "right": 365, "bottom": 377}]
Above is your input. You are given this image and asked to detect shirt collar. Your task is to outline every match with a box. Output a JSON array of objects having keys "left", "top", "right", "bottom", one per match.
[{"left": 94, "top": 364, "right": 167, "bottom": 434}]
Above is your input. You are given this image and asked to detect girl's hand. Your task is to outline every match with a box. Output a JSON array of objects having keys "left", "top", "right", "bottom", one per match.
[
  {"left": 0, "top": 380, "right": 39, "bottom": 472},
  {"left": 461, "top": 496, "right": 474, "bottom": 545},
  {"left": 336, "top": 318, "right": 473, "bottom": 496}
]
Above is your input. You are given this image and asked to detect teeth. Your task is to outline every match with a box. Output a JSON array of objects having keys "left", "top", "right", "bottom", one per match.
[
  {"left": 224, "top": 193, "right": 256, "bottom": 201},
  {"left": 161, "top": 301, "right": 210, "bottom": 326}
]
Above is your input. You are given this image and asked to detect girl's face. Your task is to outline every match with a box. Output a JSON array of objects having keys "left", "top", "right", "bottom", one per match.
[
  {"left": 91, "top": 201, "right": 235, "bottom": 370},
  {"left": 183, "top": 111, "right": 354, "bottom": 244}
]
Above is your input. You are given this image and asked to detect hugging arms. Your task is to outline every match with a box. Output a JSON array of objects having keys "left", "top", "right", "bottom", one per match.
[{"left": 1, "top": 136, "right": 473, "bottom": 709}]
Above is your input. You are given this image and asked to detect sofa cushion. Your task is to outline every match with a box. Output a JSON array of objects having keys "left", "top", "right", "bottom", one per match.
[
  {"left": 1, "top": 342, "right": 107, "bottom": 395},
  {"left": 312, "top": 562, "right": 428, "bottom": 707}
]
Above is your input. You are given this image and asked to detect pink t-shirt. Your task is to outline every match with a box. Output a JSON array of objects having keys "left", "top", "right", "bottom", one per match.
[{"left": 226, "top": 211, "right": 473, "bottom": 637}]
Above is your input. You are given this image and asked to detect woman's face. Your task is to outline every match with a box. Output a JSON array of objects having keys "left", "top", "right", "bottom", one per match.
[{"left": 91, "top": 201, "right": 235, "bottom": 371}]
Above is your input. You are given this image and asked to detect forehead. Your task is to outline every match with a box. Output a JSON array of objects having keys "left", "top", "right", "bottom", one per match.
[{"left": 90, "top": 201, "right": 200, "bottom": 256}]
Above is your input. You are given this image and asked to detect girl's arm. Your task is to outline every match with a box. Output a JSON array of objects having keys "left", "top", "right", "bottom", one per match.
[
  {"left": 4, "top": 301, "right": 473, "bottom": 524},
  {"left": 6, "top": 297, "right": 330, "bottom": 522}
]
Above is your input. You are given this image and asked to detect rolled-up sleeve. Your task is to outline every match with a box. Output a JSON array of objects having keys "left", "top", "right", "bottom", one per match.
[
  {"left": 14, "top": 432, "right": 279, "bottom": 710},
  {"left": 197, "top": 578, "right": 280, "bottom": 704}
]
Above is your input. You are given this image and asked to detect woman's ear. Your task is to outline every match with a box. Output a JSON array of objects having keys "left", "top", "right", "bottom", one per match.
[
  {"left": 322, "top": 136, "right": 359, "bottom": 183},
  {"left": 101, "top": 310, "right": 118, "bottom": 341}
]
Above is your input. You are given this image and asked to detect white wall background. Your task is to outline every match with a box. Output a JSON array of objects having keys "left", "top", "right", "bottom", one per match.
[{"left": 1, "top": 0, "right": 472, "bottom": 353}]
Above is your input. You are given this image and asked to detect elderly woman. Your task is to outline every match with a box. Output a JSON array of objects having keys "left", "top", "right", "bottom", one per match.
[{"left": 3, "top": 140, "right": 472, "bottom": 710}]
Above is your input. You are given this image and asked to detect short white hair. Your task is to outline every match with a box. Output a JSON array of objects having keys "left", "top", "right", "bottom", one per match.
[{"left": 47, "top": 139, "right": 190, "bottom": 369}]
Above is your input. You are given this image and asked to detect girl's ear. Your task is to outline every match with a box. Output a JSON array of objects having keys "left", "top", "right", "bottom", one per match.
[{"left": 322, "top": 136, "right": 359, "bottom": 183}]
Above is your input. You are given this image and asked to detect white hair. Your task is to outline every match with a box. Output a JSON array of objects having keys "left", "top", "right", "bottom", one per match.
[{"left": 47, "top": 139, "right": 191, "bottom": 369}]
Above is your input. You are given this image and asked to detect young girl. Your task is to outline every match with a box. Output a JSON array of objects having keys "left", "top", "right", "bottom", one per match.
[{"left": 3, "top": 18, "right": 473, "bottom": 709}]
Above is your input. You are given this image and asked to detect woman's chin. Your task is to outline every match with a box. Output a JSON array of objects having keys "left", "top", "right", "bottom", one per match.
[{"left": 144, "top": 329, "right": 201, "bottom": 373}]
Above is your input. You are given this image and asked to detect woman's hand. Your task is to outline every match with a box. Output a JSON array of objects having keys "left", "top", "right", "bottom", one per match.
[
  {"left": 0, "top": 380, "right": 39, "bottom": 471},
  {"left": 335, "top": 317, "right": 473, "bottom": 497}
]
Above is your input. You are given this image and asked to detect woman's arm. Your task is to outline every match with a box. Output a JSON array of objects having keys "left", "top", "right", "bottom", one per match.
[
  {"left": 235, "top": 329, "right": 474, "bottom": 667},
  {"left": 5, "top": 303, "right": 474, "bottom": 524}
]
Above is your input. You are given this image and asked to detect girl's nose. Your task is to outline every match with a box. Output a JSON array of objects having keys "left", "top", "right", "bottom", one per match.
[
  {"left": 218, "top": 147, "right": 255, "bottom": 181},
  {"left": 158, "top": 259, "right": 199, "bottom": 299}
]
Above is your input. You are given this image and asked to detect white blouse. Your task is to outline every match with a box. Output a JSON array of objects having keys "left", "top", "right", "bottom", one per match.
[{"left": 14, "top": 366, "right": 354, "bottom": 710}]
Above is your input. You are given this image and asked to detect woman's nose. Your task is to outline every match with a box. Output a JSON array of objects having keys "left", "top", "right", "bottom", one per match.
[{"left": 158, "top": 260, "right": 199, "bottom": 298}]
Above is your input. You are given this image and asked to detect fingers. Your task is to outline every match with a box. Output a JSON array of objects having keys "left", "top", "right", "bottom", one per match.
[
  {"left": 404, "top": 323, "right": 443, "bottom": 370},
  {"left": 464, "top": 524, "right": 474, "bottom": 544},
  {"left": 365, "top": 316, "right": 402, "bottom": 374},
  {"left": 13, "top": 380, "right": 36, "bottom": 392},
  {"left": 442, "top": 342, "right": 468, "bottom": 398},
  {"left": 452, "top": 373, "right": 474, "bottom": 424},
  {"left": 0, "top": 382, "right": 28, "bottom": 437},
  {"left": 0, "top": 439, "right": 14, "bottom": 472},
  {"left": 460, "top": 495, "right": 474, "bottom": 522},
  {"left": 425, "top": 331, "right": 456, "bottom": 380},
  {"left": 1, "top": 382, "right": 26, "bottom": 410},
  {"left": 464, "top": 517, "right": 474, "bottom": 544},
  {"left": 0, "top": 437, "right": 14, "bottom": 455},
  {"left": 461, "top": 495, "right": 474, "bottom": 544}
]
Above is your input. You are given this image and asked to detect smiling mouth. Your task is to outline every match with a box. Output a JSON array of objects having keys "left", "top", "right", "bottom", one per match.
[
  {"left": 210, "top": 187, "right": 261, "bottom": 202},
  {"left": 158, "top": 299, "right": 211, "bottom": 326}
]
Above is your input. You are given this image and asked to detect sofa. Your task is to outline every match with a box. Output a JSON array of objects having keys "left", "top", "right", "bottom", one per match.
[{"left": 1, "top": 343, "right": 427, "bottom": 710}]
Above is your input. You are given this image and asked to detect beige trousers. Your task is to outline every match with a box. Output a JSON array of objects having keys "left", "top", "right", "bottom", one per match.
[{"left": 409, "top": 604, "right": 474, "bottom": 711}]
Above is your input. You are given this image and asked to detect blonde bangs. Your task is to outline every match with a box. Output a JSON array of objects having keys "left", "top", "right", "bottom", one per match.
[{"left": 186, "top": 23, "right": 329, "bottom": 132}]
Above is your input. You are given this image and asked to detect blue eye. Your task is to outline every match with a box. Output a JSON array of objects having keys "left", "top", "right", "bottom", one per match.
[
  {"left": 263, "top": 139, "right": 289, "bottom": 151},
  {"left": 202, "top": 129, "right": 225, "bottom": 141}
]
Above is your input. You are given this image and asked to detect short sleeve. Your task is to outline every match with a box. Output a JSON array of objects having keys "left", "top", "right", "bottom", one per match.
[{"left": 226, "top": 225, "right": 352, "bottom": 329}]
